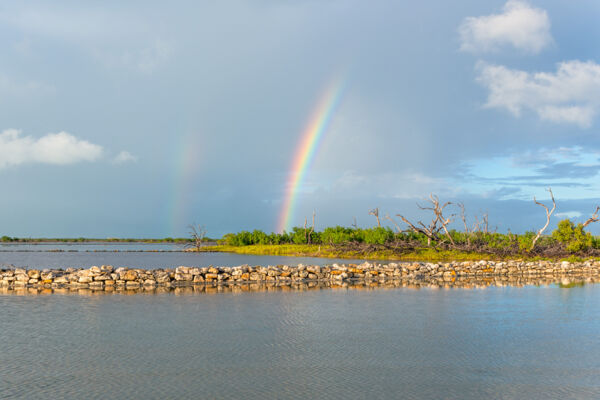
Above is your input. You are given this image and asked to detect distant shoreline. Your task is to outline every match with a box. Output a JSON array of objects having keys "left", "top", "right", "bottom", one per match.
[
  {"left": 0, "top": 238, "right": 203, "bottom": 244},
  {"left": 3, "top": 241, "right": 600, "bottom": 262}
]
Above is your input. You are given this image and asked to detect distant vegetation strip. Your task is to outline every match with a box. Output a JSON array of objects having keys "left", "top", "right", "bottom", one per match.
[
  {"left": 206, "top": 220, "right": 600, "bottom": 261},
  {"left": 208, "top": 191, "right": 600, "bottom": 261}
]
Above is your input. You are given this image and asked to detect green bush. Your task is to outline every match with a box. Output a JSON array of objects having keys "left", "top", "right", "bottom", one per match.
[
  {"left": 363, "top": 227, "right": 395, "bottom": 245},
  {"left": 552, "top": 219, "right": 592, "bottom": 253},
  {"left": 290, "top": 227, "right": 307, "bottom": 244},
  {"left": 250, "top": 230, "right": 268, "bottom": 245},
  {"left": 321, "top": 226, "right": 355, "bottom": 244},
  {"left": 222, "top": 231, "right": 253, "bottom": 246},
  {"left": 517, "top": 231, "right": 535, "bottom": 251}
]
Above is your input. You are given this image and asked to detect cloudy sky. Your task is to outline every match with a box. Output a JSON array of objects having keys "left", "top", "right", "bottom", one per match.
[{"left": 1, "top": 0, "right": 600, "bottom": 237}]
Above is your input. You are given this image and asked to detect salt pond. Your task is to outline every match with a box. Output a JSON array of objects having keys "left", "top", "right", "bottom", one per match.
[
  {"left": 1, "top": 244, "right": 599, "bottom": 399},
  {"left": 0, "top": 243, "right": 368, "bottom": 269}
]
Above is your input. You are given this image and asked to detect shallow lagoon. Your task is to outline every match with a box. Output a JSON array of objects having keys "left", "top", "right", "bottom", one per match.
[
  {"left": 2, "top": 245, "right": 600, "bottom": 399},
  {"left": 0, "top": 243, "right": 368, "bottom": 269},
  {"left": 2, "top": 284, "right": 599, "bottom": 399}
]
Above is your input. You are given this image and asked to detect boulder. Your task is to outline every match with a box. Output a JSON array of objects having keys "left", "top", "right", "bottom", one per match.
[{"left": 122, "top": 270, "right": 138, "bottom": 281}]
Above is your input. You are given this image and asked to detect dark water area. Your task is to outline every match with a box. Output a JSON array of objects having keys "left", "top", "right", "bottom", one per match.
[
  {"left": 0, "top": 243, "right": 368, "bottom": 269},
  {"left": 1, "top": 284, "right": 599, "bottom": 399}
]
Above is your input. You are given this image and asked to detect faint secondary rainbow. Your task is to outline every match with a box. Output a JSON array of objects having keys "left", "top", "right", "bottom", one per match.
[
  {"left": 277, "top": 77, "right": 346, "bottom": 232},
  {"left": 168, "top": 131, "right": 204, "bottom": 237}
]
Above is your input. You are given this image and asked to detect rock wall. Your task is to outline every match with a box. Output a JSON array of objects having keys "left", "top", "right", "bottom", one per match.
[{"left": 1, "top": 260, "right": 599, "bottom": 294}]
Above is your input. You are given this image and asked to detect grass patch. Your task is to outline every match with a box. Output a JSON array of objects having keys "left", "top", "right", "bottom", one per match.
[{"left": 193, "top": 244, "right": 537, "bottom": 262}]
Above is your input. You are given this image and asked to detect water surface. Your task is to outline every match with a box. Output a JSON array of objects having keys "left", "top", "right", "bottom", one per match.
[
  {"left": 1, "top": 284, "right": 599, "bottom": 399},
  {"left": 0, "top": 242, "right": 188, "bottom": 252},
  {"left": 0, "top": 243, "right": 368, "bottom": 269}
]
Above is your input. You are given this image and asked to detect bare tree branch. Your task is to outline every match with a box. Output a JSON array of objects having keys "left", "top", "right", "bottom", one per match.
[
  {"left": 482, "top": 212, "right": 489, "bottom": 234},
  {"left": 369, "top": 207, "right": 381, "bottom": 227},
  {"left": 396, "top": 194, "right": 456, "bottom": 246},
  {"left": 458, "top": 203, "right": 471, "bottom": 247},
  {"left": 472, "top": 215, "right": 481, "bottom": 233},
  {"left": 582, "top": 206, "right": 600, "bottom": 228},
  {"left": 309, "top": 210, "right": 316, "bottom": 244},
  {"left": 188, "top": 223, "right": 206, "bottom": 251},
  {"left": 457, "top": 203, "right": 469, "bottom": 232},
  {"left": 531, "top": 188, "right": 556, "bottom": 250},
  {"left": 384, "top": 214, "right": 403, "bottom": 234}
]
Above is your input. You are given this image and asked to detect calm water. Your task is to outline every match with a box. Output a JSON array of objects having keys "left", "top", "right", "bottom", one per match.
[
  {"left": 0, "top": 242, "right": 185, "bottom": 252},
  {"left": 1, "top": 285, "right": 600, "bottom": 399},
  {"left": 0, "top": 243, "right": 368, "bottom": 269}
]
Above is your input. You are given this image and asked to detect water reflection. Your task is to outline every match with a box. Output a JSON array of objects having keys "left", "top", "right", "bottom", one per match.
[{"left": 2, "top": 275, "right": 599, "bottom": 399}]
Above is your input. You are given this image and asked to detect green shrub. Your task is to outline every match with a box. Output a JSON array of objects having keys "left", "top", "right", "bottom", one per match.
[
  {"left": 321, "top": 226, "right": 355, "bottom": 244},
  {"left": 552, "top": 219, "right": 592, "bottom": 253},
  {"left": 290, "top": 227, "right": 307, "bottom": 244},
  {"left": 363, "top": 227, "right": 395, "bottom": 245},
  {"left": 517, "top": 232, "right": 535, "bottom": 251}
]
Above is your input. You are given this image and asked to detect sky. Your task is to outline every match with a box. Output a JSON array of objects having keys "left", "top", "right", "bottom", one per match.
[{"left": 1, "top": 0, "right": 600, "bottom": 238}]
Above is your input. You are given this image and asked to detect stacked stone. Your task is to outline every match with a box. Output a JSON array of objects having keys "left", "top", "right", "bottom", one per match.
[{"left": 1, "top": 260, "right": 600, "bottom": 292}]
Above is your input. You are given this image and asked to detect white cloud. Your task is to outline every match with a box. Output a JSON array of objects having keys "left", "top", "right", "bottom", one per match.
[
  {"left": 0, "top": 129, "right": 103, "bottom": 168},
  {"left": 459, "top": 0, "right": 552, "bottom": 54},
  {"left": 112, "top": 151, "right": 137, "bottom": 164},
  {"left": 555, "top": 211, "right": 583, "bottom": 219},
  {"left": 476, "top": 60, "right": 600, "bottom": 128}
]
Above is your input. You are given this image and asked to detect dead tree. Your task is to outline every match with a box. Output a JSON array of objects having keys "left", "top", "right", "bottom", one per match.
[
  {"left": 396, "top": 214, "right": 436, "bottom": 246},
  {"left": 384, "top": 214, "right": 402, "bottom": 233},
  {"left": 310, "top": 210, "right": 315, "bottom": 243},
  {"left": 188, "top": 223, "right": 207, "bottom": 251},
  {"left": 582, "top": 206, "right": 600, "bottom": 228},
  {"left": 304, "top": 211, "right": 316, "bottom": 244},
  {"left": 530, "top": 188, "right": 556, "bottom": 250},
  {"left": 397, "top": 194, "right": 455, "bottom": 246},
  {"left": 417, "top": 194, "right": 455, "bottom": 246},
  {"left": 472, "top": 215, "right": 481, "bottom": 233},
  {"left": 457, "top": 203, "right": 471, "bottom": 246},
  {"left": 472, "top": 211, "right": 490, "bottom": 234},
  {"left": 369, "top": 208, "right": 381, "bottom": 227},
  {"left": 482, "top": 212, "right": 489, "bottom": 234}
]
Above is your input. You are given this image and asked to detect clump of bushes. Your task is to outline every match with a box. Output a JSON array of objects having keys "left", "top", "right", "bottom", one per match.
[
  {"left": 552, "top": 219, "right": 593, "bottom": 252},
  {"left": 220, "top": 226, "right": 397, "bottom": 247},
  {"left": 217, "top": 218, "right": 600, "bottom": 258}
]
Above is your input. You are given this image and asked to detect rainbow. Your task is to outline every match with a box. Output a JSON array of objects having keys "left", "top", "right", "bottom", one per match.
[
  {"left": 277, "top": 78, "right": 346, "bottom": 232},
  {"left": 168, "top": 131, "right": 204, "bottom": 237}
]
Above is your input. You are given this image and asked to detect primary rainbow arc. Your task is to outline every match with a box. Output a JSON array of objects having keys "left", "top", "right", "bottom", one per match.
[{"left": 277, "top": 78, "right": 345, "bottom": 233}]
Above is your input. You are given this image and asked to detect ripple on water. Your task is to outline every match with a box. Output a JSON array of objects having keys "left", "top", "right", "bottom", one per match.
[{"left": 1, "top": 286, "right": 600, "bottom": 399}]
